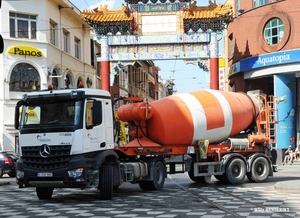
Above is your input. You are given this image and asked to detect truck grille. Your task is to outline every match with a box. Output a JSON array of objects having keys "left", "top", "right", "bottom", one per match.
[{"left": 21, "top": 145, "right": 71, "bottom": 170}]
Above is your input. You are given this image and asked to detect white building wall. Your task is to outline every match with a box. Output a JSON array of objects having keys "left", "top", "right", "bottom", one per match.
[{"left": 0, "top": 0, "right": 97, "bottom": 151}]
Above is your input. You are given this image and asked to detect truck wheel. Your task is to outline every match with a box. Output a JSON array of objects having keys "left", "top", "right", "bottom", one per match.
[
  {"left": 247, "top": 157, "right": 270, "bottom": 183},
  {"left": 225, "top": 158, "right": 246, "bottom": 184},
  {"left": 0, "top": 168, "right": 3, "bottom": 178},
  {"left": 99, "top": 164, "right": 113, "bottom": 200},
  {"left": 36, "top": 187, "right": 53, "bottom": 200},
  {"left": 214, "top": 175, "right": 226, "bottom": 182},
  {"left": 139, "top": 161, "right": 166, "bottom": 190}
]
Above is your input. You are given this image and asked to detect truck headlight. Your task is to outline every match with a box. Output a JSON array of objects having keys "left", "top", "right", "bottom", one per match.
[
  {"left": 16, "top": 170, "right": 24, "bottom": 179},
  {"left": 68, "top": 168, "right": 83, "bottom": 178}
]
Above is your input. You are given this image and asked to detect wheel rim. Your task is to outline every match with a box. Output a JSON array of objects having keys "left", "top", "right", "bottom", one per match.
[
  {"left": 155, "top": 167, "right": 164, "bottom": 184},
  {"left": 232, "top": 164, "right": 241, "bottom": 178},
  {"left": 256, "top": 163, "right": 264, "bottom": 176}
]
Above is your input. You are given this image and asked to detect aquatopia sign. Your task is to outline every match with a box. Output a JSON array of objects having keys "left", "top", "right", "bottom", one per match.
[
  {"left": 7, "top": 45, "right": 43, "bottom": 57},
  {"left": 232, "top": 49, "right": 300, "bottom": 74}
]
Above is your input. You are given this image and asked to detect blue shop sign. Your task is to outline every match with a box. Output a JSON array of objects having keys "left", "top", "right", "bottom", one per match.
[{"left": 233, "top": 49, "right": 300, "bottom": 74}]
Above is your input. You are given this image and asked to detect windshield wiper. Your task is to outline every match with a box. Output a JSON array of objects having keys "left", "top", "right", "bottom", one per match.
[{"left": 48, "top": 119, "right": 59, "bottom": 124}]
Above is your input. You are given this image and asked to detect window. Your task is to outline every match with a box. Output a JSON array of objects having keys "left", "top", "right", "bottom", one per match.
[
  {"left": 63, "top": 28, "right": 70, "bottom": 53},
  {"left": 65, "top": 73, "right": 72, "bottom": 89},
  {"left": 236, "top": 0, "right": 241, "bottom": 14},
  {"left": 85, "top": 100, "right": 102, "bottom": 128},
  {"left": 264, "top": 18, "right": 284, "bottom": 45},
  {"left": 74, "top": 37, "right": 80, "bottom": 59},
  {"left": 77, "top": 77, "right": 83, "bottom": 88},
  {"left": 50, "top": 20, "right": 57, "bottom": 46},
  {"left": 254, "top": 0, "right": 268, "bottom": 8},
  {"left": 20, "top": 100, "right": 82, "bottom": 127},
  {"left": 9, "top": 12, "right": 37, "bottom": 39},
  {"left": 10, "top": 63, "right": 40, "bottom": 92},
  {"left": 51, "top": 68, "right": 60, "bottom": 90}
]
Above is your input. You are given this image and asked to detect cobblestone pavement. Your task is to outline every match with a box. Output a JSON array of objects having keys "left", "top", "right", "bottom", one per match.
[{"left": 0, "top": 161, "right": 299, "bottom": 218}]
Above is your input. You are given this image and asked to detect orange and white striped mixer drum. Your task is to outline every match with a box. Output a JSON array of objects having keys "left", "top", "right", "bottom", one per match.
[{"left": 117, "top": 90, "right": 261, "bottom": 145}]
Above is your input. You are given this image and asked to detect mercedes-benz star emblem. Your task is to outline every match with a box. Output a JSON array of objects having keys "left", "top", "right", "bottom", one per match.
[{"left": 39, "top": 144, "right": 51, "bottom": 158}]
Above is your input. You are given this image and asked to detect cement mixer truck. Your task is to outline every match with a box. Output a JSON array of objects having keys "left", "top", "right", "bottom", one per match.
[{"left": 14, "top": 86, "right": 276, "bottom": 200}]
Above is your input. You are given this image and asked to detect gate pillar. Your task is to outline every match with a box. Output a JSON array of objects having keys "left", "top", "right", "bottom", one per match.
[
  {"left": 209, "top": 32, "right": 219, "bottom": 90},
  {"left": 100, "top": 36, "right": 110, "bottom": 91}
]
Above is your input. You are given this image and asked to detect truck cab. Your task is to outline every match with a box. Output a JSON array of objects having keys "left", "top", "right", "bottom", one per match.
[{"left": 14, "top": 88, "right": 118, "bottom": 199}]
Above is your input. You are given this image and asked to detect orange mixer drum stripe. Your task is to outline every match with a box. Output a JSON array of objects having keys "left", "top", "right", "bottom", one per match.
[
  {"left": 190, "top": 91, "right": 225, "bottom": 130},
  {"left": 176, "top": 90, "right": 256, "bottom": 144}
]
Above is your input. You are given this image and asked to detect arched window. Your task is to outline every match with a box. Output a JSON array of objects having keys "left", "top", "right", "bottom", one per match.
[
  {"left": 77, "top": 77, "right": 83, "bottom": 88},
  {"left": 51, "top": 68, "right": 59, "bottom": 90},
  {"left": 9, "top": 63, "right": 40, "bottom": 92},
  {"left": 64, "top": 73, "right": 73, "bottom": 89}
]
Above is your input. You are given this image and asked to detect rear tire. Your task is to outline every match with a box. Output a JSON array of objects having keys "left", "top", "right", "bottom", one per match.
[
  {"left": 36, "top": 187, "right": 53, "bottom": 200},
  {"left": 214, "top": 175, "right": 226, "bottom": 182},
  {"left": 225, "top": 158, "right": 246, "bottom": 184},
  {"left": 247, "top": 157, "right": 270, "bottom": 183},
  {"left": 0, "top": 168, "right": 3, "bottom": 178},
  {"left": 99, "top": 164, "right": 113, "bottom": 200},
  {"left": 139, "top": 161, "right": 166, "bottom": 191}
]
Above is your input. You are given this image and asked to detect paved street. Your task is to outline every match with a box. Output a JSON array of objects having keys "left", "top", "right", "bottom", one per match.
[{"left": 0, "top": 161, "right": 300, "bottom": 218}]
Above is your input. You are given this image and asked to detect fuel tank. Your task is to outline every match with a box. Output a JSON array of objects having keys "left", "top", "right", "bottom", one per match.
[{"left": 117, "top": 90, "right": 261, "bottom": 145}]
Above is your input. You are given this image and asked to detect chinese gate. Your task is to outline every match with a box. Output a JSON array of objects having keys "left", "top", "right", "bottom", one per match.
[{"left": 81, "top": 0, "right": 232, "bottom": 91}]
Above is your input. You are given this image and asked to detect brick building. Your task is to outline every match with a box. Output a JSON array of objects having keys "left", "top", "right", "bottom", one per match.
[{"left": 227, "top": 0, "right": 300, "bottom": 163}]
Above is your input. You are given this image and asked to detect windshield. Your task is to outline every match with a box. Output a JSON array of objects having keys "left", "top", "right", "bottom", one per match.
[{"left": 20, "top": 100, "right": 83, "bottom": 128}]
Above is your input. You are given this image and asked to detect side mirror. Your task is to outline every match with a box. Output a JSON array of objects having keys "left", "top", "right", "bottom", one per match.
[
  {"left": 14, "top": 105, "right": 20, "bottom": 129},
  {"left": 0, "top": 35, "right": 3, "bottom": 54}
]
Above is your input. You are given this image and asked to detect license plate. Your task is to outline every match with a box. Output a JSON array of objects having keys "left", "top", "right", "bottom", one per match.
[{"left": 37, "top": 172, "right": 53, "bottom": 177}]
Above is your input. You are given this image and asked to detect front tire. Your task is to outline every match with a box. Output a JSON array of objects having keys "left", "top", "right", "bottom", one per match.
[
  {"left": 225, "top": 158, "right": 246, "bottom": 184},
  {"left": 99, "top": 164, "right": 113, "bottom": 200},
  {"left": 36, "top": 187, "right": 53, "bottom": 200},
  {"left": 247, "top": 157, "right": 270, "bottom": 183}
]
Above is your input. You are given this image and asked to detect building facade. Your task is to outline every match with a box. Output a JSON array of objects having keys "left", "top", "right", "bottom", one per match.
[
  {"left": 0, "top": 0, "right": 98, "bottom": 151},
  {"left": 227, "top": 0, "right": 300, "bottom": 163}
]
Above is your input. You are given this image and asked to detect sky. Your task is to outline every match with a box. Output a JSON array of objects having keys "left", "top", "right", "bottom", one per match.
[{"left": 69, "top": 0, "right": 226, "bottom": 93}]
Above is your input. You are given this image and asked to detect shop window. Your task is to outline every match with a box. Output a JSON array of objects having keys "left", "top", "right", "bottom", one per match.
[
  {"left": 9, "top": 63, "right": 40, "bottom": 92},
  {"left": 9, "top": 12, "right": 37, "bottom": 39},
  {"left": 254, "top": 0, "right": 268, "bottom": 8},
  {"left": 50, "top": 19, "right": 57, "bottom": 46},
  {"left": 264, "top": 18, "right": 284, "bottom": 45}
]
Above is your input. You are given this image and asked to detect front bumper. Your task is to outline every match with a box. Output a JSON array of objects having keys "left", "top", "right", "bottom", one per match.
[{"left": 16, "top": 155, "right": 87, "bottom": 188}]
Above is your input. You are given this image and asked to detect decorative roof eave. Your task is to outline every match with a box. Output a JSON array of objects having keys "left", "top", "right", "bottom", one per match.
[
  {"left": 183, "top": 3, "right": 233, "bottom": 19},
  {"left": 81, "top": 3, "right": 133, "bottom": 23}
]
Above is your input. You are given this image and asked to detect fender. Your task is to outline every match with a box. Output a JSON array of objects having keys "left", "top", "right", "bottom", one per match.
[
  {"left": 247, "top": 153, "right": 273, "bottom": 177},
  {"left": 140, "top": 156, "right": 166, "bottom": 181},
  {"left": 91, "top": 150, "right": 121, "bottom": 186},
  {"left": 220, "top": 153, "right": 247, "bottom": 173}
]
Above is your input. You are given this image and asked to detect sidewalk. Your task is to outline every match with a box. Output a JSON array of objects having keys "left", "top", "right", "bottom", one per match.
[{"left": 274, "top": 158, "right": 300, "bottom": 190}]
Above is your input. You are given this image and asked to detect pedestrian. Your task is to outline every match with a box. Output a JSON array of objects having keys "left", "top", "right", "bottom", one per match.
[
  {"left": 282, "top": 145, "right": 294, "bottom": 165},
  {"left": 293, "top": 144, "right": 300, "bottom": 161}
]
